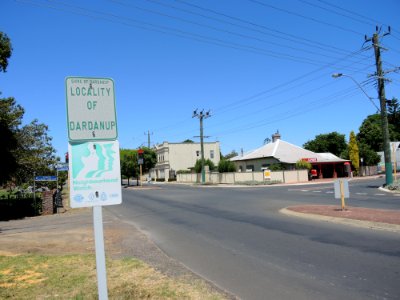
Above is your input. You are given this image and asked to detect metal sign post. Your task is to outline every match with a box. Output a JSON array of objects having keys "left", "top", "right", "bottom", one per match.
[
  {"left": 334, "top": 179, "right": 349, "bottom": 210},
  {"left": 66, "top": 76, "right": 121, "bottom": 300}
]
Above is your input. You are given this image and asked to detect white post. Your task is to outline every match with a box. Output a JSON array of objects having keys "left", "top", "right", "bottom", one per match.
[{"left": 93, "top": 206, "right": 108, "bottom": 300}]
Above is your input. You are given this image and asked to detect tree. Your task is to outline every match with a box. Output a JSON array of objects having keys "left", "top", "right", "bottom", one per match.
[
  {"left": 0, "top": 32, "right": 12, "bottom": 73},
  {"left": 358, "top": 143, "right": 380, "bottom": 166},
  {"left": 14, "top": 119, "right": 58, "bottom": 184},
  {"left": 348, "top": 131, "right": 359, "bottom": 175},
  {"left": 303, "top": 132, "right": 347, "bottom": 157},
  {"left": 387, "top": 98, "right": 400, "bottom": 140},
  {"left": 194, "top": 159, "right": 215, "bottom": 173},
  {"left": 218, "top": 159, "right": 236, "bottom": 173},
  {"left": 0, "top": 97, "right": 24, "bottom": 184},
  {"left": 182, "top": 139, "right": 194, "bottom": 143},
  {"left": 120, "top": 149, "right": 137, "bottom": 185},
  {"left": 141, "top": 147, "right": 157, "bottom": 173},
  {"left": 0, "top": 33, "right": 58, "bottom": 186},
  {"left": 357, "top": 114, "right": 383, "bottom": 152},
  {"left": 222, "top": 150, "right": 238, "bottom": 160},
  {"left": 357, "top": 113, "right": 399, "bottom": 152}
]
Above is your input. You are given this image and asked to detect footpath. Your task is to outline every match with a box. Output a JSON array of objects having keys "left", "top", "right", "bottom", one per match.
[
  {"left": 281, "top": 204, "right": 400, "bottom": 233},
  {"left": 279, "top": 176, "right": 400, "bottom": 233}
]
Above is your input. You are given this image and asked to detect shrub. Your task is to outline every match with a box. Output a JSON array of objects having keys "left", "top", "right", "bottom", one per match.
[
  {"left": 177, "top": 170, "right": 191, "bottom": 174},
  {"left": 218, "top": 159, "right": 236, "bottom": 173},
  {"left": 295, "top": 160, "right": 312, "bottom": 170},
  {"left": 194, "top": 159, "right": 215, "bottom": 173},
  {"left": 269, "top": 163, "right": 286, "bottom": 171}
]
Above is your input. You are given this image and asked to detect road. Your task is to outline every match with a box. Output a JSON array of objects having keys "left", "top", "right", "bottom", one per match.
[{"left": 106, "top": 178, "right": 400, "bottom": 300}]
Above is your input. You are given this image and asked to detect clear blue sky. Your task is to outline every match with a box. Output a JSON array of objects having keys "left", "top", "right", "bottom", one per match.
[{"left": 2, "top": 0, "right": 400, "bottom": 158}]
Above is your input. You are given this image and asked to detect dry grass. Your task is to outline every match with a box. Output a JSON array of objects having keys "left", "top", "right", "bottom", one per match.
[{"left": 0, "top": 254, "right": 224, "bottom": 299}]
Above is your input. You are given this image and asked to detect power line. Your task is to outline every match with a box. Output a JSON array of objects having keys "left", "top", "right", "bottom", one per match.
[
  {"left": 212, "top": 48, "right": 371, "bottom": 115},
  {"left": 299, "top": 0, "right": 375, "bottom": 26},
  {"left": 110, "top": 0, "right": 359, "bottom": 63},
  {"left": 19, "top": 0, "right": 354, "bottom": 66},
  {"left": 172, "top": 0, "right": 366, "bottom": 57},
  {"left": 247, "top": 0, "right": 364, "bottom": 36}
]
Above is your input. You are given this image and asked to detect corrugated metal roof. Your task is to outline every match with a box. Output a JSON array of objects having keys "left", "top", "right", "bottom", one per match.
[{"left": 230, "top": 139, "right": 348, "bottom": 164}]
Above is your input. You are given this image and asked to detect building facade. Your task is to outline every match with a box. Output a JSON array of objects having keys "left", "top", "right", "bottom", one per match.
[
  {"left": 152, "top": 141, "right": 221, "bottom": 181},
  {"left": 230, "top": 132, "right": 350, "bottom": 179}
]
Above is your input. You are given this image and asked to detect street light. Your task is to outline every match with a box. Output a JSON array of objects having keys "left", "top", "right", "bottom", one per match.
[
  {"left": 331, "top": 73, "right": 380, "bottom": 111},
  {"left": 332, "top": 72, "right": 393, "bottom": 185}
]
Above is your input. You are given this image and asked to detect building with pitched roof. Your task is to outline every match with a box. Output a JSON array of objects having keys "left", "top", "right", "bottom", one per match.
[{"left": 230, "top": 131, "right": 350, "bottom": 178}]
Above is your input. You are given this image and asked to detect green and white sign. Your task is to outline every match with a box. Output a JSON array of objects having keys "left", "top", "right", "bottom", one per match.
[
  {"left": 66, "top": 77, "right": 117, "bottom": 141},
  {"left": 68, "top": 140, "right": 122, "bottom": 208}
]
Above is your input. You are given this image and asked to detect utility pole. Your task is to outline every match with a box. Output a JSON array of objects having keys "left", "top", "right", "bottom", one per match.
[
  {"left": 193, "top": 109, "right": 211, "bottom": 184},
  {"left": 366, "top": 26, "right": 393, "bottom": 185},
  {"left": 144, "top": 130, "right": 153, "bottom": 148}
]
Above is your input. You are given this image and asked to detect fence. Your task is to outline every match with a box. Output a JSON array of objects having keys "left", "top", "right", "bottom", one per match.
[{"left": 177, "top": 170, "right": 308, "bottom": 184}]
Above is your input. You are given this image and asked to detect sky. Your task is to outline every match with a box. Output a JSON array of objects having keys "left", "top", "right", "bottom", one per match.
[{"left": 1, "top": 0, "right": 400, "bottom": 159}]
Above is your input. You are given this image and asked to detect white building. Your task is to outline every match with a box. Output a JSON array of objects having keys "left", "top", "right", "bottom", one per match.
[
  {"left": 231, "top": 131, "right": 349, "bottom": 178},
  {"left": 377, "top": 142, "right": 400, "bottom": 172},
  {"left": 152, "top": 141, "right": 221, "bottom": 181}
]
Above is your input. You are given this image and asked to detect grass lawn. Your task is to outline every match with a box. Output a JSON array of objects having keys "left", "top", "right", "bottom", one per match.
[{"left": 0, "top": 254, "right": 224, "bottom": 299}]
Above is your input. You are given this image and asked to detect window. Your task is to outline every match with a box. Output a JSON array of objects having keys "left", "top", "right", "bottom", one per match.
[
  {"left": 210, "top": 150, "right": 214, "bottom": 159},
  {"left": 196, "top": 151, "right": 200, "bottom": 157},
  {"left": 261, "top": 164, "right": 270, "bottom": 170},
  {"left": 246, "top": 165, "right": 254, "bottom": 172}
]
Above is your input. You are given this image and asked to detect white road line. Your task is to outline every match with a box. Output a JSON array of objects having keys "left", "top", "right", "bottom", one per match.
[
  {"left": 312, "top": 191, "right": 322, "bottom": 193},
  {"left": 356, "top": 193, "right": 368, "bottom": 195},
  {"left": 326, "top": 191, "right": 334, "bottom": 194},
  {"left": 374, "top": 194, "right": 385, "bottom": 196}
]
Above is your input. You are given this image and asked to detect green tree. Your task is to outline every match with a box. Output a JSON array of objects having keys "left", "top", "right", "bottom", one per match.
[
  {"left": 0, "top": 33, "right": 58, "bottom": 186},
  {"left": 0, "top": 97, "right": 24, "bottom": 184},
  {"left": 387, "top": 98, "right": 400, "bottom": 139},
  {"left": 141, "top": 147, "right": 157, "bottom": 173},
  {"left": 303, "top": 132, "right": 347, "bottom": 157},
  {"left": 357, "top": 113, "right": 399, "bottom": 152},
  {"left": 357, "top": 114, "right": 383, "bottom": 152},
  {"left": 358, "top": 142, "right": 381, "bottom": 166},
  {"left": 348, "top": 131, "right": 359, "bottom": 175},
  {"left": 120, "top": 149, "right": 137, "bottom": 185},
  {"left": 194, "top": 159, "right": 215, "bottom": 173},
  {"left": 14, "top": 119, "right": 58, "bottom": 184},
  {"left": 218, "top": 159, "right": 236, "bottom": 173},
  {"left": 120, "top": 148, "right": 156, "bottom": 184},
  {"left": 182, "top": 139, "right": 194, "bottom": 143},
  {"left": 222, "top": 150, "right": 238, "bottom": 160},
  {"left": 0, "top": 32, "right": 12, "bottom": 72}
]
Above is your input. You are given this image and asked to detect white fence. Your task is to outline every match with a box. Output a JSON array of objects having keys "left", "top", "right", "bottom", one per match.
[{"left": 177, "top": 170, "right": 308, "bottom": 184}]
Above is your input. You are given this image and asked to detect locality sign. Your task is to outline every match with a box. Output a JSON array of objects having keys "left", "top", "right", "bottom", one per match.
[{"left": 66, "top": 77, "right": 117, "bottom": 141}]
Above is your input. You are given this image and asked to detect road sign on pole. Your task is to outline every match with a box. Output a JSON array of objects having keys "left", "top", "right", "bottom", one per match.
[
  {"left": 66, "top": 77, "right": 117, "bottom": 141},
  {"left": 35, "top": 175, "right": 58, "bottom": 181},
  {"left": 68, "top": 140, "right": 122, "bottom": 208}
]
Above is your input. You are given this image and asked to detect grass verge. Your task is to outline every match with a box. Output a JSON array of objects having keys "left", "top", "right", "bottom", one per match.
[{"left": 0, "top": 254, "right": 224, "bottom": 299}]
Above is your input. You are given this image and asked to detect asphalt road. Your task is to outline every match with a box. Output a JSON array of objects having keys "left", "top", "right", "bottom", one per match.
[{"left": 106, "top": 178, "right": 400, "bottom": 300}]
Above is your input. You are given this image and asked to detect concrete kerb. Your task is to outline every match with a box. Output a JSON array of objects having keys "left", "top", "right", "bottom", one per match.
[{"left": 280, "top": 207, "right": 400, "bottom": 233}]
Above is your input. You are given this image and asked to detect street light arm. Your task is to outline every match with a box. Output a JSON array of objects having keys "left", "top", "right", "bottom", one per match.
[{"left": 332, "top": 73, "right": 380, "bottom": 111}]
